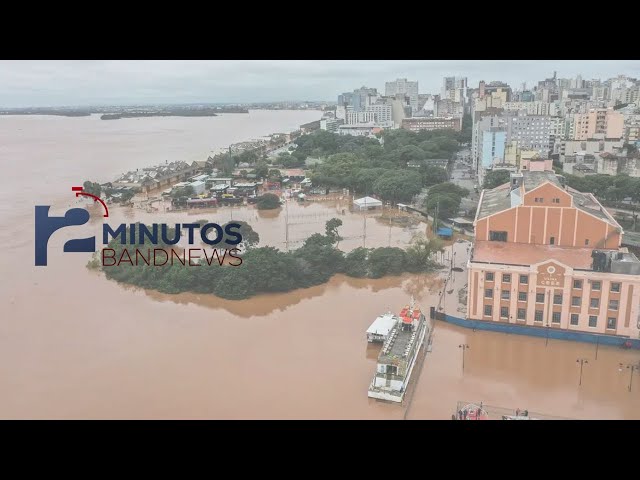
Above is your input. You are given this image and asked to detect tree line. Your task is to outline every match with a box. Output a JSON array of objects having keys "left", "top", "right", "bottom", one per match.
[
  {"left": 300, "top": 128, "right": 463, "bottom": 205},
  {"left": 94, "top": 220, "right": 445, "bottom": 300}
]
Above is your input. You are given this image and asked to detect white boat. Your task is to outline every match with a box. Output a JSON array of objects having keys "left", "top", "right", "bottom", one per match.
[
  {"left": 366, "top": 312, "right": 398, "bottom": 343},
  {"left": 367, "top": 301, "right": 431, "bottom": 403}
]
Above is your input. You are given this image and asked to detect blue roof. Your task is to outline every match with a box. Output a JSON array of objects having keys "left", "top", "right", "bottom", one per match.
[{"left": 437, "top": 227, "right": 453, "bottom": 236}]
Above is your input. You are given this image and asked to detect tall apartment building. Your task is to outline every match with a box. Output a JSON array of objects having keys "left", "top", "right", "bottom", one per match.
[
  {"left": 507, "top": 115, "right": 556, "bottom": 154},
  {"left": 338, "top": 86, "right": 378, "bottom": 112},
  {"left": 441, "top": 77, "right": 468, "bottom": 103},
  {"left": 573, "top": 109, "right": 625, "bottom": 140},
  {"left": 468, "top": 170, "right": 640, "bottom": 339},
  {"left": 478, "top": 127, "right": 508, "bottom": 183},
  {"left": 471, "top": 110, "right": 505, "bottom": 174},
  {"left": 365, "top": 102, "right": 393, "bottom": 126},
  {"left": 346, "top": 111, "right": 376, "bottom": 125},
  {"left": 479, "top": 81, "right": 512, "bottom": 101},
  {"left": 385, "top": 78, "right": 419, "bottom": 113},
  {"left": 435, "top": 98, "right": 464, "bottom": 117}
]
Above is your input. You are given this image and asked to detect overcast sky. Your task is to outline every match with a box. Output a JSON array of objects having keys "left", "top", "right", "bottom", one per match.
[{"left": 1, "top": 60, "right": 638, "bottom": 108}]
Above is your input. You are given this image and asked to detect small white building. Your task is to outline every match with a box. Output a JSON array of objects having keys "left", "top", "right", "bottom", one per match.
[
  {"left": 354, "top": 196, "right": 383, "bottom": 210},
  {"left": 366, "top": 313, "right": 398, "bottom": 343},
  {"left": 189, "top": 180, "right": 206, "bottom": 195},
  {"left": 189, "top": 174, "right": 210, "bottom": 183}
]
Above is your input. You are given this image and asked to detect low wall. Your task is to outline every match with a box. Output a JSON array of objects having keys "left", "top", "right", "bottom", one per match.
[{"left": 431, "top": 310, "right": 640, "bottom": 349}]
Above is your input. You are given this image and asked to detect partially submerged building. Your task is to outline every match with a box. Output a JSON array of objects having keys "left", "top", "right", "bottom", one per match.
[{"left": 468, "top": 170, "right": 640, "bottom": 340}]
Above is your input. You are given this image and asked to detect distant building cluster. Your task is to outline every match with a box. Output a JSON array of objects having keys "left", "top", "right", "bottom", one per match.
[
  {"left": 470, "top": 73, "right": 640, "bottom": 184},
  {"left": 319, "top": 71, "right": 639, "bottom": 184},
  {"left": 322, "top": 76, "right": 471, "bottom": 138}
]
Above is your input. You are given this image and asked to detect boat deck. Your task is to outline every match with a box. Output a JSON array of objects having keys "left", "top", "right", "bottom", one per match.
[{"left": 379, "top": 323, "right": 421, "bottom": 363}]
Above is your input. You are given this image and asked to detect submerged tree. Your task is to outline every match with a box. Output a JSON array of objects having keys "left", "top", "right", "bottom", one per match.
[
  {"left": 256, "top": 193, "right": 281, "bottom": 210},
  {"left": 325, "top": 218, "right": 343, "bottom": 246},
  {"left": 405, "top": 234, "right": 444, "bottom": 272}
]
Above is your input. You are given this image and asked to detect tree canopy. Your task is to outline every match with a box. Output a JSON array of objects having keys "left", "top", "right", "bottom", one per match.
[
  {"left": 97, "top": 220, "right": 443, "bottom": 300},
  {"left": 302, "top": 128, "right": 461, "bottom": 200},
  {"left": 256, "top": 193, "right": 281, "bottom": 210},
  {"left": 483, "top": 170, "right": 511, "bottom": 189}
]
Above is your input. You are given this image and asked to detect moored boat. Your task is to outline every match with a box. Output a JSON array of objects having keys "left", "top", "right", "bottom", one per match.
[{"left": 367, "top": 300, "right": 431, "bottom": 403}]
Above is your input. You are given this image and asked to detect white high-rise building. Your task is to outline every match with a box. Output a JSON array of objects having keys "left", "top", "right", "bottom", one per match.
[
  {"left": 441, "top": 77, "right": 468, "bottom": 103},
  {"left": 385, "top": 78, "right": 419, "bottom": 112},
  {"left": 366, "top": 103, "right": 393, "bottom": 126}
]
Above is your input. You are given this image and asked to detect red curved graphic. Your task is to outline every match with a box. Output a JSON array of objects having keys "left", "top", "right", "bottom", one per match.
[{"left": 72, "top": 187, "right": 109, "bottom": 217}]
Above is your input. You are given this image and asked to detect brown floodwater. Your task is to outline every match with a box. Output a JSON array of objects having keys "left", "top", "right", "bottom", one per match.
[{"left": 1, "top": 113, "right": 638, "bottom": 419}]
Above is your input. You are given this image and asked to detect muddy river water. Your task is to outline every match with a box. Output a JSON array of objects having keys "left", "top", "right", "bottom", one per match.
[{"left": 1, "top": 112, "right": 638, "bottom": 419}]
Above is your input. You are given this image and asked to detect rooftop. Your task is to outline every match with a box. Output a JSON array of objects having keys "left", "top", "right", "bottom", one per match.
[
  {"left": 476, "top": 170, "right": 620, "bottom": 226},
  {"left": 477, "top": 183, "right": 511, "bottom": 219},
  {"left": 522, "top": 170, "right": 561, "bottom": 191},
  {"left": 366, "top": 313, "right": 397, "bottom": 337},
  {"left": 472, "top": 241, "right": 596, "bottom": 269}
]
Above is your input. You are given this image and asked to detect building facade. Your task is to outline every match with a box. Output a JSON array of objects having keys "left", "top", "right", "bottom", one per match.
[
  {"left": 320, "top": 117, "right": 344, "bottom": 132},
  {"left": 401, "top": 116, "right": 461, "bottom": 133},
  {"left": 507, "top": 115, "right": 556, "bottom": 154},
  {"left": 385, "top": 78, "right": 419, "bottom": 112},
  {"left": 441, "top": 77, "right": 468, "bottom": 103},
  {"left": 572, "top": 109, "right": 624, "bottom": 140},
  {"left": 365, "top": 102, "right": 393, "bottom": 126},
  {"left": 467, "top": 170, "right": 640, "bottom": 339}
]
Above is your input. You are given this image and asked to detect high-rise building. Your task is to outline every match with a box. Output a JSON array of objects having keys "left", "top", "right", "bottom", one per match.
[
  {"left": 365, "top": 102, "right": 393, "bottom": 126},
  {"left": 346, "top": 111, "right": 376, "bottom": 125},
  {"left": 337, "top": 87, "right": 378, "bottom": 112},
  {"left": 573, "top": 109, "right": 624, "bottom": 140},
  {"left": 507, "top": 115, "right": 556, "bottom": 154},
  {"left": 385, "top": 78, "right": 419, "bottom": 113},
  {"left": 467, "top": 170, "right": 640, "bottom": 339},
  {"left": 441, "top": 77, "right": 468, "bottom": 103}
]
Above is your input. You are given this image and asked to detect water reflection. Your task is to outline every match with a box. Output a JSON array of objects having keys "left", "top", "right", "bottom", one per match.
[{"left": 141, "top": 274, "right": 413, "bottom": 317}]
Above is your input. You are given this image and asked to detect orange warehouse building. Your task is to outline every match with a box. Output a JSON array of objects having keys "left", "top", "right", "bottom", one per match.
[{"left": 467, "top": 170, "right": 640, "bottom": 339}]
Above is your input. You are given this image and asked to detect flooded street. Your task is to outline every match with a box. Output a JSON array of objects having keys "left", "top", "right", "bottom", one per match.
[{"left": 1, "top": 113, "right": 638, "bottom": 419}]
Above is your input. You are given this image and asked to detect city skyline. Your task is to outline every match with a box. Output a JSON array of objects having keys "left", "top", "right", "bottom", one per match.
[{"left": 1, "top": 60, "right": 639, "bottom": 108}]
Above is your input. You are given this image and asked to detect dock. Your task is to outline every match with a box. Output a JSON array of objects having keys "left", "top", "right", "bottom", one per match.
[{"left": 453, "top": 401, "right": 572, "bottom": 420}]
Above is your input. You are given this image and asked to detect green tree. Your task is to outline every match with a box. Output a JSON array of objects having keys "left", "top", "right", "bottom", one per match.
[
  {"left": 325, "top": 218, "right": 343, "bottom": 246},
  {"left": 353, "top": 168, "right": 388, "bottom": 194},
  {"left": 83, "top": 180, "right": 102, "bottom": 197},
  {"left": 254, "top": 161, "right": 269, "bottom": 179},
  {"left": 256, "top": 193, "right": 281, "bottom": 210},
  {"left": 458, "top": 113, "right": 472, "bottom": 144},
  {"left": 268, "top": 169, "right": 282, "bottom": 181},
  {"left": 405, "top": 234, "right": 444, "bottom": 272},
  {"left": 372, "top": 170, "right": 422, "bottom": 204},
  {"left": 396, "top": 145, "right": 425, "bottom": 166},
  {"left": 343, "top": 247, "right": 369, "bottom": 277},
  {"left": 221, "top": 220, "right": 260, "bottom": 249},
  {"left": 213, "top": 266, "right": 256, "bottom": 299},
  {"left": 368, "top": 247, "right": 407, "bottom": 278},
  {"left": 420, "top": 165, "right": 449, "bottom": 187},
  {"left": 483, "top": 170, "right": 511, "bottom": 189},
  {"left": 425, "top": 193, "right": 462, "bottom": 220},
  {"left": 428, "top": 182, "right": 469, "bottom": 198}
]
